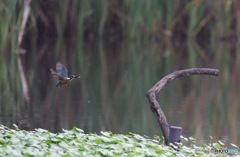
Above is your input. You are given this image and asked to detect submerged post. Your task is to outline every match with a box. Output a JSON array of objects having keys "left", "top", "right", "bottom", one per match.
[
  {"left": 169, "top": 126, "right": 182, "bottom": 146},
  {"left": 146, "top": 68, "right": 219, "bottom": 145}
]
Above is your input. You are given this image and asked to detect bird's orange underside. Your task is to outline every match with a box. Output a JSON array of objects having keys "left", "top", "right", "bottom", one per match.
[{"left": 57, "top": 80, "right": 70, "bottom": 87}]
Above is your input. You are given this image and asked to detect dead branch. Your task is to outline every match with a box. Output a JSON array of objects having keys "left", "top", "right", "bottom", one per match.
[{"left": 146, "top": 68, "right": 219, "bottom": 145}]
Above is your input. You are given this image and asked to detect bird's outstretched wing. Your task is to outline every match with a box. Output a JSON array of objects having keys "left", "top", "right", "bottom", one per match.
[
  {"left": 56, "top": 62, "right": 68, "bottom": 78},
  {"left": 50, "top": 68, "right": 61, "bottom": 79}
]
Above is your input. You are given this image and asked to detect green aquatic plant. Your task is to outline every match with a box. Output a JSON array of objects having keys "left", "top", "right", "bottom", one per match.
[{"left": 0, "top": 125, "right": 238, "bottom": 156}]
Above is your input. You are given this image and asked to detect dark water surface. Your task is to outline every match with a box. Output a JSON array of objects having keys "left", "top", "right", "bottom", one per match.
[{"left": 0, "top": 40, "right": 239, "bottom": 146}]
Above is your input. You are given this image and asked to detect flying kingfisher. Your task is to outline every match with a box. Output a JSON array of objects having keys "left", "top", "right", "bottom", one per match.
[{"left": 50, "top": 62, "right": 80, "bottom": 87}]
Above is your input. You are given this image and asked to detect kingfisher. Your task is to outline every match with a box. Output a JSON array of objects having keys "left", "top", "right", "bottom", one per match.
[{"left": 50, "top": 62, "right": 80, "bottom": 87}]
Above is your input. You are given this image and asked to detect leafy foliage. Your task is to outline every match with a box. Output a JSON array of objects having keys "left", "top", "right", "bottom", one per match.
[{"left": 0, "top": 125, "right": 239, "bottom": 156}]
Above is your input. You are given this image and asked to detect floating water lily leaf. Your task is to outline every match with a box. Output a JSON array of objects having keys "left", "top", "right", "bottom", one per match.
[{"left": 0, "top": 125, "right": 238, "bottom": 156}]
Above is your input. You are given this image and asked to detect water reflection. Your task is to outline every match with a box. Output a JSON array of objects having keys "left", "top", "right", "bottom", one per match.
[{"left": 0, "top": 39, "right": 239, "bottom": 146}]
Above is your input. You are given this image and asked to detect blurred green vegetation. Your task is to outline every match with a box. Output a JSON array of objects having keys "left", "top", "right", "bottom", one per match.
[
  {"left": 0, "top": 0, "right": 240, "bottom": 146},
  {"left": 0, "top": 1, "right": 238, "bottom": 47}
]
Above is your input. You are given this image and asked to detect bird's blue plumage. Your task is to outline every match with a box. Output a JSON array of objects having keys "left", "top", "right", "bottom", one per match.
[{"left": 56, "top": 62, "right": 68, "bottom": 78}]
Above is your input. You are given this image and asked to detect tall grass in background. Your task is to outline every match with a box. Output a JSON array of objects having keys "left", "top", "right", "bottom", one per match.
[{"left": 1, "top": 0, "right": 238, "bottom": 53}]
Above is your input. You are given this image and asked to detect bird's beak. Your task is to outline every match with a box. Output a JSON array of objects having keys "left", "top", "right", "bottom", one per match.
[{"left": 73, "top": 75, "right": 80, "bottom": 79}]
